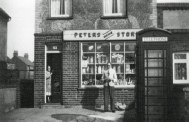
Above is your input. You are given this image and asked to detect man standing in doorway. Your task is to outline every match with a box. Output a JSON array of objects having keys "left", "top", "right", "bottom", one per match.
[{"left": 101, "top": 62, "right": 117, "bottom": 112}]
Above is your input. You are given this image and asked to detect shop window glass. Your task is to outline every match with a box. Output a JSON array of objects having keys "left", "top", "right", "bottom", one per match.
[
  {"left": 81, "top": 42, "right": 136, "bottom": 88},
  {"left": 173, "top": 53, "right": 189, "bottom": 84},
  {"left": 51, "top": 0, "right": 72, "bottom": 17},
  {"left": 103, "top": 0, "right": 126, "bottom": 17}
]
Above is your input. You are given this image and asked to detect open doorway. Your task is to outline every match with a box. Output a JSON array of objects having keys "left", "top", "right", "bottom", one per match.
[{"left": 46, "top": 53, "right": 62, "bottom": 103}]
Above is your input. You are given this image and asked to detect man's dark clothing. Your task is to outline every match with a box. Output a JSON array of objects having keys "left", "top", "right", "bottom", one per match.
[{"left": 104, "top": 80, "right": 115, "bottom": 111}]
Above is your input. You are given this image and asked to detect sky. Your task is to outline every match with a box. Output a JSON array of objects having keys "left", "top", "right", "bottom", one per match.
[
  {"left": 0, "top": 0, "right": 35, "bottom": 61},
  {"left": 0, "top": 0, "right": 189, "bottom": 62}
]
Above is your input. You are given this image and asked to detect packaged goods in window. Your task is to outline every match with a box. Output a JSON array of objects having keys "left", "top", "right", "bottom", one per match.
[
  {"left": 82, "top": 68, "right": 86, "bottom": 73},
  {"left": 97, "top": 45, "right": 102, "bottom": 52},
  {"left": 89, "top": 56, "right": 93, "bottom": 63},
  {"left": 98, "top": 66, "right": 102, "bottom": 74},
  {"left": 125, "top": 64, "right": 130, "bottom": 73},
  {"left": 88, "top": 45, "right": 94, "bottom": 52},
  {"left": 89, "top": 65, "right": 94, "bottom": 73},
  {"left": 117, "top": 65, "right": 121, "bottom": 73},
  {"left": 101, "top": 55, "right": 107, "bottom": 63},
  {"left": 97, "top": 53, "right": 102, "bottom": 63},
  {"left": 86, "top": 66, "right": 89, "bottom": 73}
]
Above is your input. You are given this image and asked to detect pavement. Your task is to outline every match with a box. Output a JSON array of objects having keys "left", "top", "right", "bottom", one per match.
[{"left": 0, "top": 106, "right": 136, "bottom": 122}]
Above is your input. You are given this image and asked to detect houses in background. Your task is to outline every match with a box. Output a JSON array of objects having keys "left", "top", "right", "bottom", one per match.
[{"left": 9, "top": 50, "right": 34, "bottom": 79}]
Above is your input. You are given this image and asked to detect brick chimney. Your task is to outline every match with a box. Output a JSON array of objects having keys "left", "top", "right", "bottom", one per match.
[
  {"left": 24, "top": 53, "right": 29, "bottom": 59},
  {"left": 13, "top": 50, "right": 18, "bottom": 57}
]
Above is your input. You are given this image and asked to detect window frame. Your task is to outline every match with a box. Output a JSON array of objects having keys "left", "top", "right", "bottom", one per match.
[
  {"left": 173, "top": 52, "right": 189, "bottom": 84},
  {"left": 79, "top": 41, "right": 135, "bottom": 89},
  {"left": 101, "top": 0, "right": 127, "bottom": 19},
  {"left": 49, "top": 0, "right": 73, "bottom": 19}
]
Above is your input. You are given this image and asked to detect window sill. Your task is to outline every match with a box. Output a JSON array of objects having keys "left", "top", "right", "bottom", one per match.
[
  {"left": 101, "top": 15, "right": 127, "bottom": 19},
  {"left": 78, "top": 85, "right": 135, "bottom": 90},
  {"left": 173, "top": 82, "right": 189, "bottom": 85},
  {"left": 47, "top": 16, "right": 73, "bottom": 20}
]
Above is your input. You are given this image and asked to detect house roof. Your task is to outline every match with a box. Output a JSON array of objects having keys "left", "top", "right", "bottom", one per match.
[
  {"left": 0, "top": 8, "right": 11, "bottom": 21},
  {"left": 17, "top": 56, "right": 34, "bottom": 66}
]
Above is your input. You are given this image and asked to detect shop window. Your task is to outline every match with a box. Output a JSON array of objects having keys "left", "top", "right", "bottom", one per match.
[
  {"left": 81, "top": 42, "right": 136, "bottom": 88},
  {"left": 173, "top": 53, "right": 189, "bottom": 84},
  {"left": 102, "top": 0, "right": 126, "bottom": 18},
  {"left": 51, "top": 0, "right": 72, "bottom": 18}
]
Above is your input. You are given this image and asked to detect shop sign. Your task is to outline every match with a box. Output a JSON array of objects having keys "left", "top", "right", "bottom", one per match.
[
  {"left": 63, "top": 29, "right": 141, "bottom": 41},
  {"left": 142, "top": 37, "right": 168, "bottom": 42}
]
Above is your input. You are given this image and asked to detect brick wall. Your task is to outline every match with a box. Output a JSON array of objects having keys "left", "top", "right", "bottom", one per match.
[
  {"left": 34, "top": 34, "right": 45, "bottom": 107},
  {"left": 35, "top": 0, "right": 156, "bottom": 33}
]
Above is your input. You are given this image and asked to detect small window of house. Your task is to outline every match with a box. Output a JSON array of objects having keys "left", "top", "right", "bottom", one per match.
[
  {"left": 173, "top": 53, "right": 189, "bottom": 84},
  {"left": 102, "top": 0, "right": 126, "bottom": 18},
  {"left": 51, "top": 0, "right": 72, "bottom": 18}
]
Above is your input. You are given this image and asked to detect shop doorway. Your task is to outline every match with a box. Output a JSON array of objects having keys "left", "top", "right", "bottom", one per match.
[{"left": 46, "top": 53, "right": 62, "bottom": 103}]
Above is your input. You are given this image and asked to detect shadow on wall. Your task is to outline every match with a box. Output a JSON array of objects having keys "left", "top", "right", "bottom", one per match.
[{"left": 80, "top": 87, "right": 102, "bottom": 111}]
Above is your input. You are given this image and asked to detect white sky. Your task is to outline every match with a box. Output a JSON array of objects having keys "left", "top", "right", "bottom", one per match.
[
  {"left": 0, "top": 0, "right": 189, "bottom": 62},
  {"left": 0, "top": 0, "right": 35, "bottom": 61}
]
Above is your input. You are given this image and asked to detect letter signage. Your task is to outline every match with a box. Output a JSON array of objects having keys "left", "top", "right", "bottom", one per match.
[
  {"left": 63, "top": 29, "right": 141, "bottom": 41},
  {"left": 142, "top": 37, "right": 168, "bottom": 42}
]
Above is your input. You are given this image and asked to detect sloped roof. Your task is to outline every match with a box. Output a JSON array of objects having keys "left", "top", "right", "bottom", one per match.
[
  {"left": 0, "top": 8, "right": 11, "bottom": 20},
  {"left": 7, "top": 56, "right": 11, "bottom": 63},
  {"left": 17, "top": 56, "right": 34, "bottom": 66}
]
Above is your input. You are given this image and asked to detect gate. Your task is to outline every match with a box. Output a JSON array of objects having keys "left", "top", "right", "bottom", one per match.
[{"left": 20, "top": 79, "right": 34, "bottom": 108}]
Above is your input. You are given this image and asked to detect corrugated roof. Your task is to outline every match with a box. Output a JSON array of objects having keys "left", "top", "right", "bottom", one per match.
[
  {"left": 17, "top": 56, "right": 34, "bottom": 66},
  {"left": 0, "top": 7, "right": 11, "bottom": 20}
]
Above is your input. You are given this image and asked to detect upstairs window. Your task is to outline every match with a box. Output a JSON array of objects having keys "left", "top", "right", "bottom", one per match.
[
  {"left": 103, "top": 0, "right": 126, "bottom": 17},
  {"left": 51, "top": 0, "right": 72, "bottom": 18}
]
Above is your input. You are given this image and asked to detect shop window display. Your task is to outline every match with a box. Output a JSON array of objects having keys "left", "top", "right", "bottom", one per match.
[{"left": 81, "top": 42, "right": 136, "bottom": 88}]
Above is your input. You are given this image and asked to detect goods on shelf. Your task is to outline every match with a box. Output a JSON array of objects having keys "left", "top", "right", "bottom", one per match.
[{"left": 111, "top": 53, "right": 124, "bottom": 63}]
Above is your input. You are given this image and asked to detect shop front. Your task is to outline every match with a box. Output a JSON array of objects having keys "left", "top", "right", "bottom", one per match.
[
  {"left": 63, "top": 29, "right": 141, "bottom": 89},
  {"left": 36, "top": 29, "right": 143, "bottom": 106}
]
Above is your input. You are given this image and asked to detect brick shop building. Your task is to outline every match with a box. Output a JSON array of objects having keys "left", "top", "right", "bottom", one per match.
[{"left": 34, "top": 0, "right": 157, "bottom": 107}]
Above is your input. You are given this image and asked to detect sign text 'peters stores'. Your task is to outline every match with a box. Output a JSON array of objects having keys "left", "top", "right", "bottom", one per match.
[{"left": 63, "top": 29, "right": 141, "bottom": 41}]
